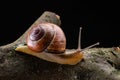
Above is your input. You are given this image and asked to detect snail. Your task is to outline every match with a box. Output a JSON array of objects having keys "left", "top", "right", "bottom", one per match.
[{"left": 15, "top": 22, "right": 99, "bottom": 65}]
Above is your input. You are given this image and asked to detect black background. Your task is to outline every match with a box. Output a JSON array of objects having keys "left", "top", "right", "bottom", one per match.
[{"left": 0, "top": 1, "right": 120, "bottom": 49}]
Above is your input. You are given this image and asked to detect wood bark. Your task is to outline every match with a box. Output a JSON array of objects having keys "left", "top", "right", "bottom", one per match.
[{"left": 0, "top": 11, "right": 120, "bottom": 80}]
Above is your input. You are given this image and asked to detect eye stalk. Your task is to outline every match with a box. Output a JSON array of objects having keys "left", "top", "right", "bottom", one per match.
[{"left": 75, "top": 27, "right": 99, "bottom": 53}]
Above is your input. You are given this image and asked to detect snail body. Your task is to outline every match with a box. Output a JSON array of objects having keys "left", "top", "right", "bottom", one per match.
[{"left": 15, "top": 22, "right": 99, "bottom": 65}]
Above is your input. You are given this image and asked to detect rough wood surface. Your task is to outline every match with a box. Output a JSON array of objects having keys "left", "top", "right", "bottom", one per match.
[{"left": 0, "top": 11, "right": 120, "bottom": 80}]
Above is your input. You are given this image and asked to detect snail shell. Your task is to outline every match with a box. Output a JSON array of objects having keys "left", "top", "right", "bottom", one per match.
[{"left": 27, "top": 22, "right": 66, "bottom": 53}]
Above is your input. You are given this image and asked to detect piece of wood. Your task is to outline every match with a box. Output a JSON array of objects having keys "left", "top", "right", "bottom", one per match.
[{"left": 0, "top": 11, "right": 120, "bottom": 80}]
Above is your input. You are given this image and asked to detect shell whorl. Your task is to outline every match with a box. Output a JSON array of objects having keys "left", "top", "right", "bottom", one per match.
[{"left": 27, "top": 23, "right": 66, "bottom": 53}]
